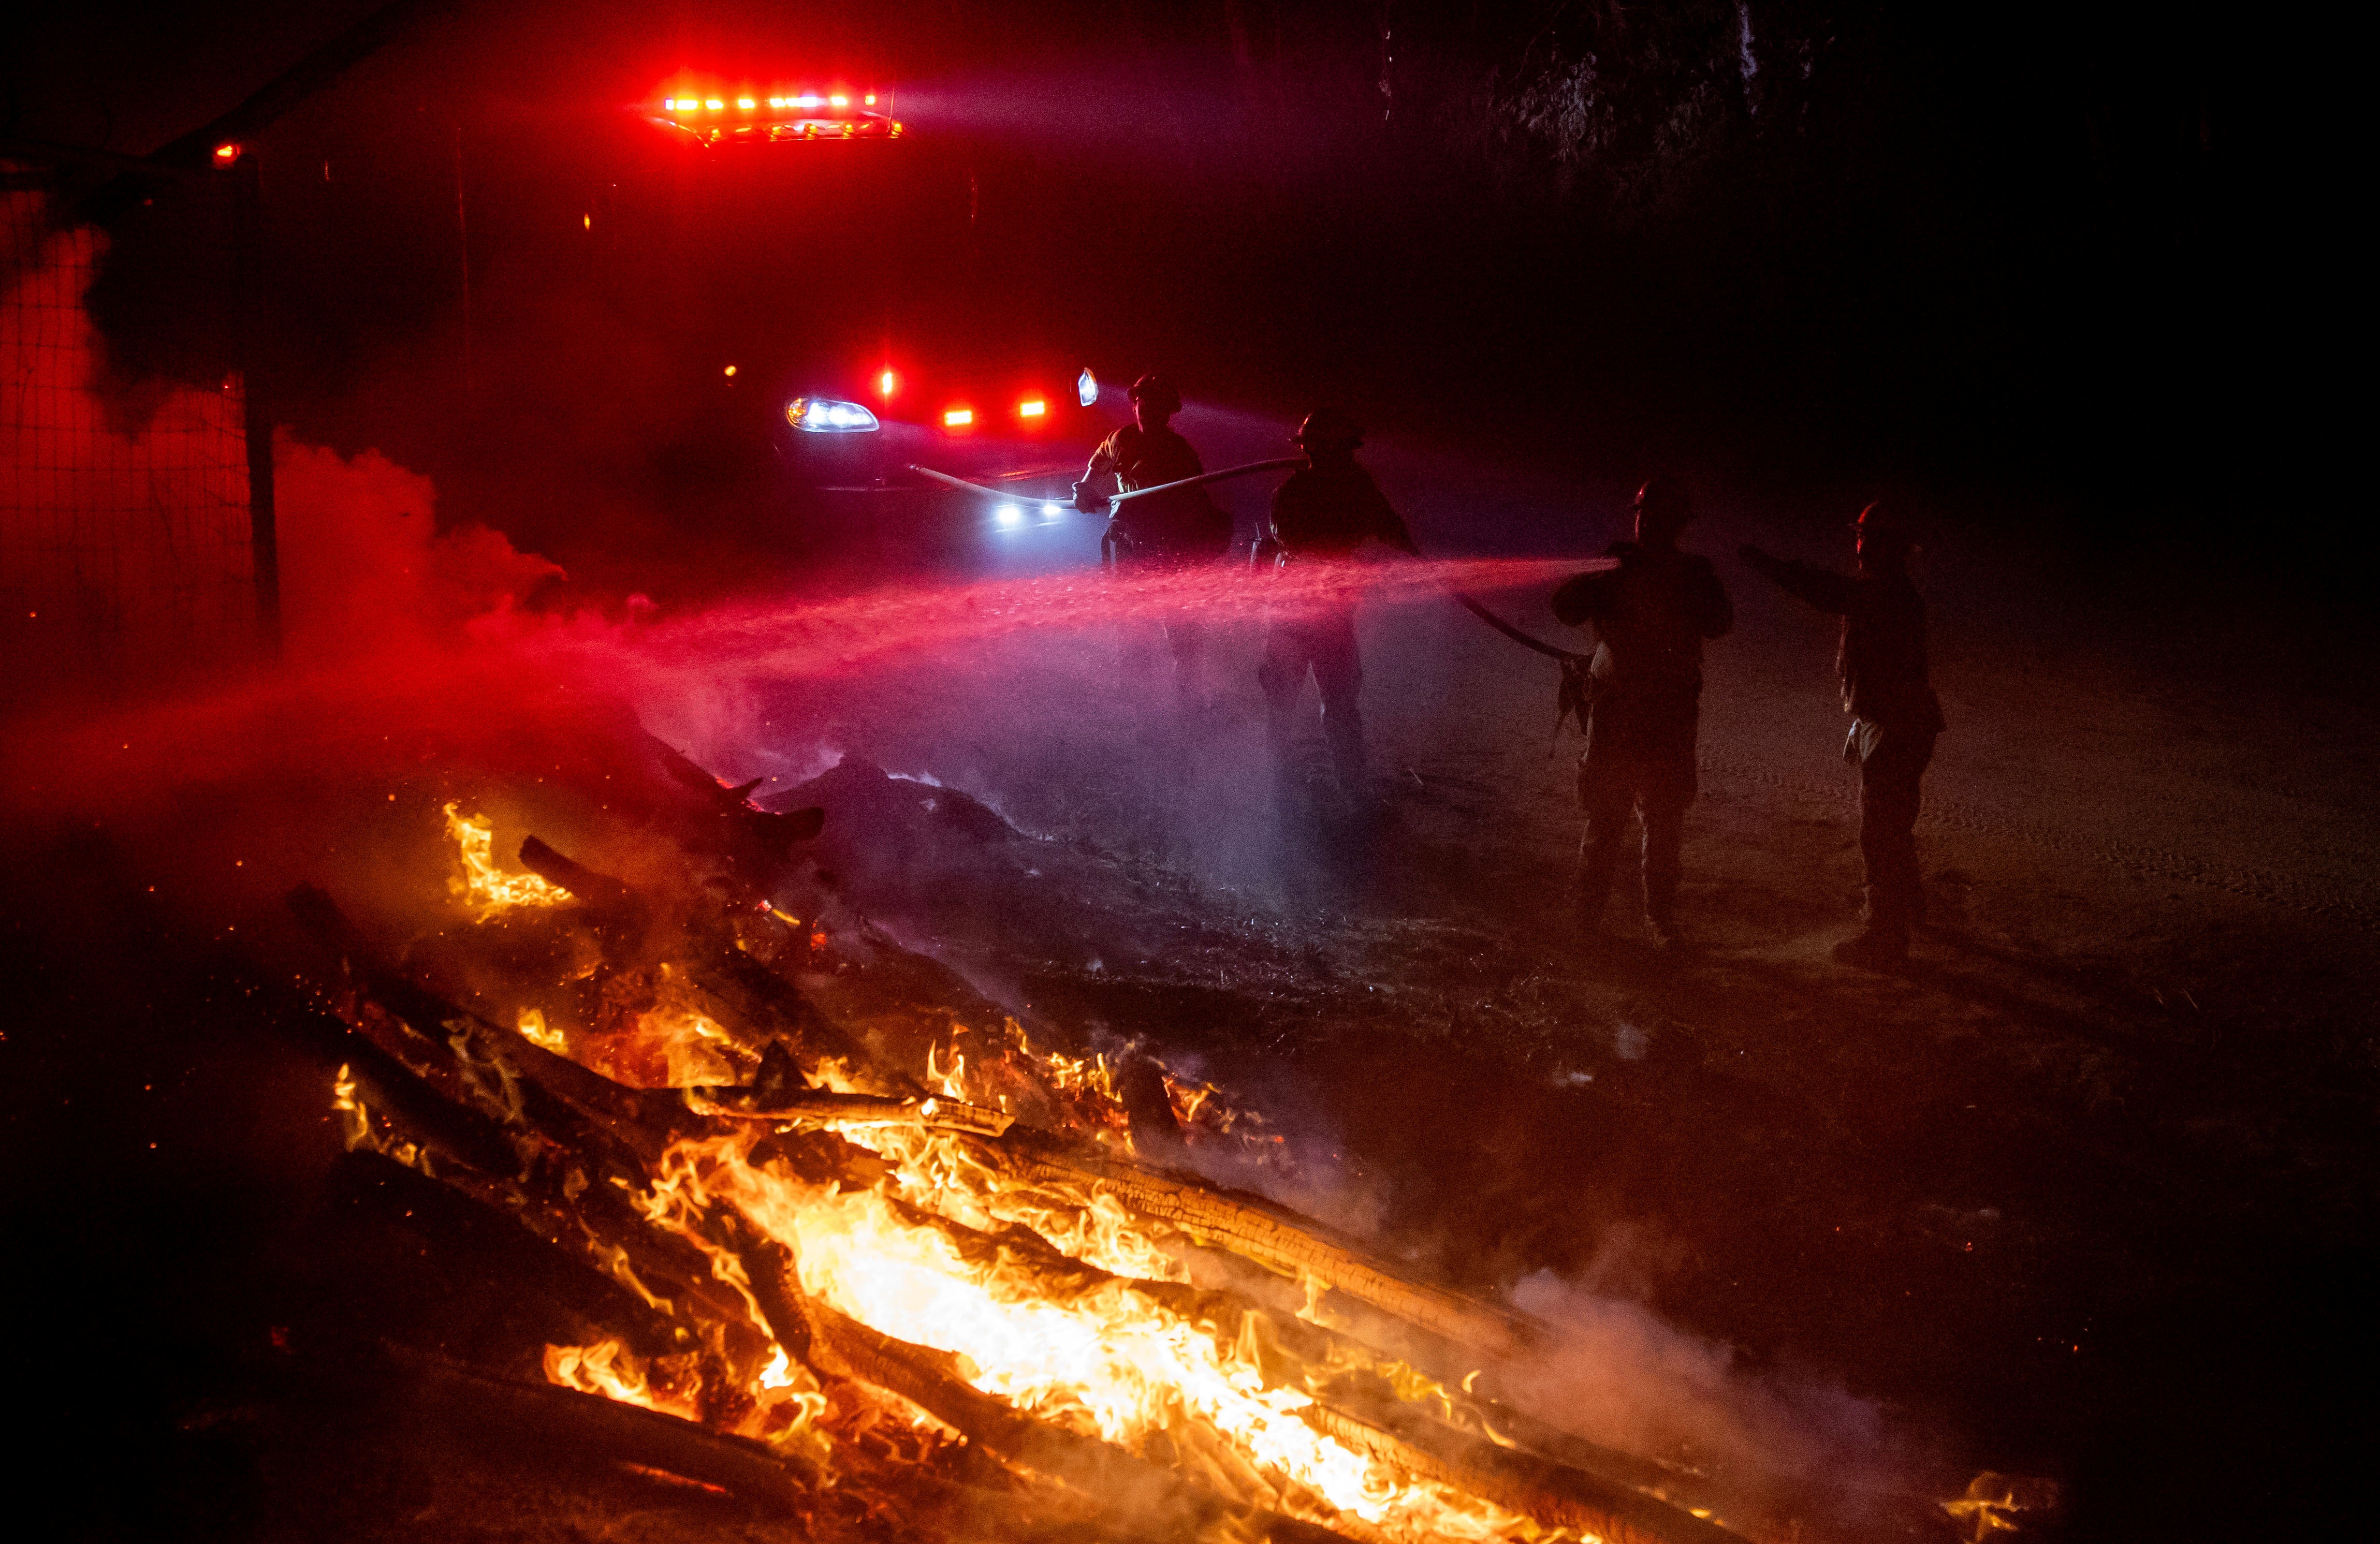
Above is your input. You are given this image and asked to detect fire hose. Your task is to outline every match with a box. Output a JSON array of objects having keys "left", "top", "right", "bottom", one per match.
[
  {"left": 1405, "top": 550, "right": 1604, "bottom": 752},
  {"left": 911, "top": 460, "right": 1601, "bottom": 741},
  {"left": 906, "top": 458, "right": 1304, "bottom": 509}
]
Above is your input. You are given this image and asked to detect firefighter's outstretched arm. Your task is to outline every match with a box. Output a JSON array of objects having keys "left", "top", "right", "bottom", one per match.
[{"left": 1741, "top": 543, "right": 1855, "bottom": 614}]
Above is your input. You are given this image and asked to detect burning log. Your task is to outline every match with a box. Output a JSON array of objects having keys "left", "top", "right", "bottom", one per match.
[
  {"left": 287, "top": 834, "right": 1768, "bottom": 1544},
  {"left": 991, "top": 1130, "right": 1536, "bottom": 1358},
  {"left": 390, "top": 1343, "right": 816, "bottom": 1508},
  {"left": 306, "top": 934, "right": 1379, "bottom": 1540},
  {"left": 512, "top": 830, "right": 897, "bottom": 1094},
  {"left": 517, "top": 834, "right": 641, "bottom": 915},
  {"left": 852, "top": 1176, "right": 1749, "bottom": 1544},
  {"left": 1301, "top": 1400, "right": 1748, "bottom": 1544},
  {"left": 694, "top": 1040, "right": 1013, "bottom": 1134},
  {"left": 801, "top": 1298, "right": 1355, "bottom": 1544}
]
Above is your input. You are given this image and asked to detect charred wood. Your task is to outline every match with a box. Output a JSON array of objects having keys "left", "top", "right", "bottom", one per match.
[
  {"left": 330, "top": 1149, "right": 684, "bottom": 1357},
  {"left": 687, "top": 947, "right": 886, "bottom": 1082},
  {"left": 290, "top": 882, "right": 696, "bottom": 1166},
  {"left": 516, "top": 834, "right": 641, "bottom": 916},
  {"left": 1298, "top": 1400, "right": 1750, "bottom": 1544},
  {"left": 645, "top": 732, "right": 825, "bottom": 871},
  {"left": 385, "top": 1343, "right": 816, "bottom": 1505}
]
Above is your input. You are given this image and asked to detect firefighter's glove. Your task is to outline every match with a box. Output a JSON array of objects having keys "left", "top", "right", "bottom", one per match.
[{"left": 1072, "top": 480, "right": 1110, "bottom": 515}]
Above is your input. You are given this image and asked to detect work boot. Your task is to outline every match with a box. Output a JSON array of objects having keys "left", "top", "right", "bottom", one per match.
[{"left": 1831, "top": 927, "right": 1908, "bottom": 971}]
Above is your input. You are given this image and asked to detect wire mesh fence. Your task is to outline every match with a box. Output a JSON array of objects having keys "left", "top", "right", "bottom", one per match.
[{"left": 2, "top": 156, "right": 264, "bottom": 707}]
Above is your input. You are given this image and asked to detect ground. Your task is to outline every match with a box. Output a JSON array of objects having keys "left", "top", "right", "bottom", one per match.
[{"left": 3, "top": 446, "right": 2370, "bottom": 1542}]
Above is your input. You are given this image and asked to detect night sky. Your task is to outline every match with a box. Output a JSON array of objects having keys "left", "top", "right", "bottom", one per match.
[{"left": 9, "top": 1, "right": 2347, "bottom": 583}]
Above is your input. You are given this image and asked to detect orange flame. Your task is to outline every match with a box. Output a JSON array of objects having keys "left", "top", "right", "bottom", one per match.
[
  {"left": 443, "top": 803, "right": 571, "bottom": 916},
  {"left": 627, "top": 1126, "right": 1574, "bottom": 1540}
]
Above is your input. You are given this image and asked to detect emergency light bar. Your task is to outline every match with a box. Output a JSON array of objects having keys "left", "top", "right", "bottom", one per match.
[{"left": 654, "top": 80, "right": 897, "bottom": 143}]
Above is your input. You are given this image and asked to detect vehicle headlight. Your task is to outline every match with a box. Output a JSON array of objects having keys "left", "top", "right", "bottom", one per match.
[
  {"left": 787, "top": 397, "right": 880, "bottom": 433},
  {"left": 1077, "top": 368, "right": 1099, "bottom": 407}
]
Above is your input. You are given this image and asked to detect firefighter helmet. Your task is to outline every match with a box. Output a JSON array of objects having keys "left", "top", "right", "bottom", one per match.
[
  {"left": 1633, "top": 474, "right": 1693, "bottom": 531},
  {"left": 1127, "top": 373, "right": 1181, "bottom": 415},
  {"left": 1852, "top": 500, "right": 1914, "bottom": 552},
  {"left": 1292, "top": 407, "right": 1364, "bottom": 451}
]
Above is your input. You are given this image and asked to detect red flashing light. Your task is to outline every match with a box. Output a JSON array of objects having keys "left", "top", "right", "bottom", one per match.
[
  {"left": 1018, "top": 399, "right": 1047, "bottom": 418},
  {"left": 943, "top": 408, "right": 974, "bottom": 429},
  {"left": 737, "top": 97, "right": 756, "bottom": 110},
  {"left": 879, "top": 370, "right": 898, "bottom": 399},
  {"left": 212, "top": 142, "right": 240, "bottom": 166}
]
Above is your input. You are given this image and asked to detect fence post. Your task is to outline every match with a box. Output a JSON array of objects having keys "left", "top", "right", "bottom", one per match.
[{"left": 232, "top": 153, "right": 282, "bottom": 658}]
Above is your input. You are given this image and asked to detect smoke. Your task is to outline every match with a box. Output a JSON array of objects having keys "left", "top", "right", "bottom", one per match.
[
  {"left": 1506, "top": 1267, "right": 1935, "bottom": 1528},
  {"left": 274, "top": 434, "right": 563, "bottom": 659},
  {"left": 1, "top": 205, "right": 254, "bottom": 697}
]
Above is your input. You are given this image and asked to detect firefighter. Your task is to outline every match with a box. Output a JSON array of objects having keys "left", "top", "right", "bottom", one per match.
[
  {"left": 1252, "top": 408, "right": 1415, "bottom": 806},
  {"left": 1551, "top": 476, "right": 1733, "bottom": 949},
  {"left": 1072, "top": 373, "right": 1233, "bottom": 561},
  {"left": 1073, "top": 373, "right": 1232, "bottom": 695},
  {"left": 1741, "top": 503, "right": 1944, "bottom": 968}
]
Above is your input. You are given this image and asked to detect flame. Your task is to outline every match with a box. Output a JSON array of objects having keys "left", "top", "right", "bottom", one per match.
[
  {"left": 331, "top": 1062, "right": 429, "bottom": 1172},
  {"left": 545, "top": 1337, "right": 703, "bottom": 1421},
  {"left": 443, "top": 803, "right": 572, "bottom": 916},
  {"left": 516, "top": 1007, "right": 568, "bottom": 1053},
  {"left": 376, "top": 839, "right": 1599, "bottom": 1535},
  {"left": 630, "top": 1127, "right": 1584, "bottom": 1541}
]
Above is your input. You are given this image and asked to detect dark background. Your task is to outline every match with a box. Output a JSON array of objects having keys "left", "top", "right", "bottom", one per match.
[{"left": 9, "top": 0, "right": 2351, "bottom": 594}]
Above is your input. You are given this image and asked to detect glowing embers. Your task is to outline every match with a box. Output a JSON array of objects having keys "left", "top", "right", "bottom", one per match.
[
  {"left": 545, "top": 1333, "right": 825, "bottom": 1452},
  {"left": 443, "top": 803, "right": 571, "bottom": 917},
  {"left": 788, "top": 396, "right": 879, "bottom": 433},
  {"left": 545, "top": 1338, "right": 701, "bottom": 1421},
  {"left": 582, "top": 962, "right": 755, "bottom": 1089}
]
